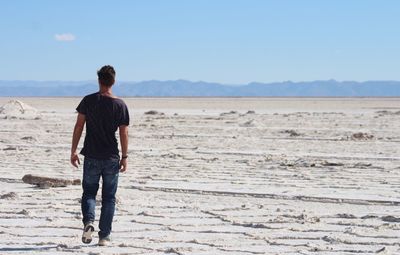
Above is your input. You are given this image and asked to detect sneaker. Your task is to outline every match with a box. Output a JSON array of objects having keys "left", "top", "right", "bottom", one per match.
[
  {"left": 98, "top": 236, "right": 111, "bottom": 246},
  {"left": 81, "top": 222, "right": 95, "bottom": 244}
]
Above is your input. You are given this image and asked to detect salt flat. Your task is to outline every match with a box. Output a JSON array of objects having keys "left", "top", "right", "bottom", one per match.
[{"left": 0, "top": 97, "right": 399, "bottom": 255}]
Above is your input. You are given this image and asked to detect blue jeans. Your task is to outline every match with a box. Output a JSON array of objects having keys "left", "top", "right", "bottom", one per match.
[{"left": 81, "top": 157, "right": 119, "bottom": 238}]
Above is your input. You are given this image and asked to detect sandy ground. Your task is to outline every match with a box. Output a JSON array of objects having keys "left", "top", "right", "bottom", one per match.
[{"left": 0, "top": 97, "right": 399, "bottom": 255}]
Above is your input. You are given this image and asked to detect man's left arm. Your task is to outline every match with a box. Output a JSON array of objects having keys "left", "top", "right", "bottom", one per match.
[
  {"left": 119, "top": 125, "right": 129, "bottom": 172},
  {"left": 70, "top": 113, "right": 86, "bottom": 168}
]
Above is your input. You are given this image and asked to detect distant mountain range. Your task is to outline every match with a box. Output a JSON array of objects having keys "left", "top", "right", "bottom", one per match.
[{"left": 0, "top": 80, "right": 399, "bottom": 97}]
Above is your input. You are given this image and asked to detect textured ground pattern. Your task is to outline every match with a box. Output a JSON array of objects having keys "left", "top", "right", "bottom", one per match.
[{"left": 0, "top": 98, "right": 399, "bottom": 254}]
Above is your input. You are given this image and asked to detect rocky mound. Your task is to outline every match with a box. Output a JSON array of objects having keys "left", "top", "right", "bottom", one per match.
[{"left": 0, "top": 100, "right": 38, "bottom": 117}]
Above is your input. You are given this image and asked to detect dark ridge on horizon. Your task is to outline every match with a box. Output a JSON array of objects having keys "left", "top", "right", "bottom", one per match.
[
  {"left": 0, "top": 80, "right": 399, "bottom": 97},
  {"left": 2, "top": 78, "right": 400, "bottom": 84}
]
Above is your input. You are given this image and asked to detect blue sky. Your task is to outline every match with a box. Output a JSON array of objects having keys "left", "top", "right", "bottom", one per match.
[{"left": 0, "top": 0, "right": 399, "bottom": 83}]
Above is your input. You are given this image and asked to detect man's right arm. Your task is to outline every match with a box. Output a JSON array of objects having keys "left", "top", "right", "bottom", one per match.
[
  {"left": 119, "top": 125, "right": 129, "bottom": 172},
  {"left": 70, "top": 113, "right": 86, "bottom": 168}
]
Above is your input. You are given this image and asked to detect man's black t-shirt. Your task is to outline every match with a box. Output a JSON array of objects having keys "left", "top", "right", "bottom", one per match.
[{"left": 76, "top": 92, "right": 130, "bottom": 160}]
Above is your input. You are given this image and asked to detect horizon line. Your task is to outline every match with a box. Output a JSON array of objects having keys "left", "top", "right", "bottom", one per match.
[{"left": 1, "top": 79, "right": 400, "bottom": 85}]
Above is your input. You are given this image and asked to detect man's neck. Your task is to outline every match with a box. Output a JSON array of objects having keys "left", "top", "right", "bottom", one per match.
[{"left": 99, "top": 86, "right": 115, "bottom": 98}]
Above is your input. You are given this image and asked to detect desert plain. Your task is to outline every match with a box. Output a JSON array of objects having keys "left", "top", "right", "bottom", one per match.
[{"left": 0, "top": 97, "right": 399, "bottom": 254}]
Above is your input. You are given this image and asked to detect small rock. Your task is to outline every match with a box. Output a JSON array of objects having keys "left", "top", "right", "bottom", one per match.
[
  {"left": 239, "top": 119, "right": 256, "bottom": 127},
  {"left": 144, "top": 110, "right": 164, "bottom": 115},
  {"left": 17, "top": 209, "right": 30, "bottom": 216},
  {"left": 21, "top": 136, "right": 37, "bottom": 141},
  {"left": 322, "top": 161, "right": 344, "bottom": 167},
  {"left": 361, "top": 215, "right": 378, "bottom": 219},
  {"left": 0, "top": 192, "right": 18, "bottom": 199},
  {"left": 336, "top": 213, "right": 357, "bottom": 219},
  {"left": 376, "top": 247, "right": 386, "bottom": 253},
  {"left": 3, "top": 146, "right": 17, "bottom": 151},
  {"left": 220, "top": 110, "right": 238, "bottom": 116},
  {"left": 165, "top": 247, "right": 182, "bottom": 254},
  {"left": 351, "top": 132, "right": 374, "bottom": 140},
  {"left": 322, "top": 235, "right": 337, "bottom": 244},
  {"left": 281, "top": 130, "right": 301, "bottom": 137},
  {"left": 22, "top": 174, "right": 81, "bottom": 188},
  {"left": 381, "top": 215, "right": 400, "bottom": 222}
]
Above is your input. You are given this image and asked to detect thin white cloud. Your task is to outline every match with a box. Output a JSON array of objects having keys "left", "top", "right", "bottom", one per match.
[{"left": 54, "top": 33, "right": 76, "bottom": 41}]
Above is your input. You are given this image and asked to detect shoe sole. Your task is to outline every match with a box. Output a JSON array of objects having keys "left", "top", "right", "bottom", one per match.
[
  {"left": 98, "top": 238, "right": 111, "bottom": 246},
  {"left": 98, "top": 241, "right": 109, "bottom": 246},
  {"left": 82, "top": 225, "right": 95, "bottom": 244}
]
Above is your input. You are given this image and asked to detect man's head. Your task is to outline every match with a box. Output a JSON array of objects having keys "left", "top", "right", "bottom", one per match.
[{"left": 97, "top": 65, "right": 116, "bottom": 87}]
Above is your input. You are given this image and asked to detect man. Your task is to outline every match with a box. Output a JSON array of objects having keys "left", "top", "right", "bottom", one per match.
[{"left": 70, "top": 65, "right": 129, "bottom": 246}]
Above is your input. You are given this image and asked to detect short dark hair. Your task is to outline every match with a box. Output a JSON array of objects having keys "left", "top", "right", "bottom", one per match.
[{"left": 97, "top": 65, "right": 116, "bottom": 87}]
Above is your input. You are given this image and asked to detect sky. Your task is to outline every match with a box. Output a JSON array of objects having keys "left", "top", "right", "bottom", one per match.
[{"left": 0, "top": 0, "right": 399, "bottom": 84}]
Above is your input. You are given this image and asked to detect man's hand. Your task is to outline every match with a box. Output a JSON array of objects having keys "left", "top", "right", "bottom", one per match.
[
  {"left": 119, "top": 158, "right": 127, "bottom": 173},
  {"left": 70, "top": 151, "right": 80, "bottom": 168}
]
